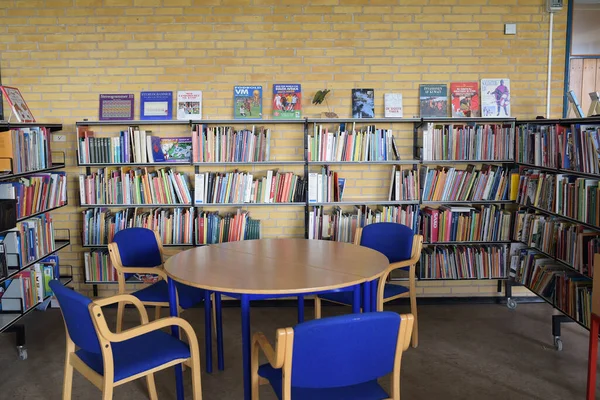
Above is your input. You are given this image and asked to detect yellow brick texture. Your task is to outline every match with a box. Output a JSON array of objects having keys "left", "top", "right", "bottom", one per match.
[{"left": 0, "top": 0, "right": 567, "bottom": 297}]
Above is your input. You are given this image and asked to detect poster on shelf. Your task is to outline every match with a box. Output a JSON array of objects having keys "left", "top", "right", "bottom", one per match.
[
  {"left": 272, "top": 84, "right": 301, "bottom": 119},
  {"left": 140, "top": 91, "right": 173, "bottom": 120},
  {"left": 0, "top": 86, "right": 35, "bottom": 123},
  {"left": 481, "top": 79, "right": 510, "bottom": 117},
  {"left": 176, "top": 90, "right": 202, "bottom": 120},
  {"left": 99, "top": 94, "right": 134, "bottom": 121}
]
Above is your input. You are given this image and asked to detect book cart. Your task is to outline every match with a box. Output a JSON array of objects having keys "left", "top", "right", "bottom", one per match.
[{"left": 0, "top": 122, "right": 72, "bottom": 360}]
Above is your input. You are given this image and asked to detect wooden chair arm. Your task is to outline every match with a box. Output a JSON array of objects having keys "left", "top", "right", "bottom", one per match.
[
  {"left": 400, "top": 314, "right": 415, "bottom": 351},
  {"left": 119, "top": 267, "right": 169, "bottom": 281},
  {"left": 94, "top": 294, "right": 149, "bottom": 324},
  {"left": 252, "top": 330, "right": 286, "bottom": 369}
]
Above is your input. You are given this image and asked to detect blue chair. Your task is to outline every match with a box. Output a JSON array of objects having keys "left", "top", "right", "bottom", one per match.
[
  {"left": 252, "top": 312, "right": 414, "bottom": 400},
  {"left": 314, "top": 223, "right": 422, "bottom": 347},
  {"left": 49, "top": 280, "right": 202, "bottom": 400}
]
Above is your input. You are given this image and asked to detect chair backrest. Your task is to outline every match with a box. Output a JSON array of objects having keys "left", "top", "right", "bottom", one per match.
[
  {"left": 49, "top": 280, "right": 101, "bottom": 354},
  {"left": 290, "top": 312, "right": 401, "bottom": 388},
  {"left": 360, "top": 222, "right": 414, "bottom": 263},
  {"left": 111, "top": 227, "right": 162, "bottom": 268}
]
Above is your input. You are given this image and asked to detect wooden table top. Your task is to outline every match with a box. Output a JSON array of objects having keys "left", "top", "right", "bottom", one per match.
[{"left": 164, "top": 238, "right": 390, "bottom": 295}]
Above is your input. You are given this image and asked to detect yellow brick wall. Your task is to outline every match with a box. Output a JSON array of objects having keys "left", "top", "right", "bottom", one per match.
[{"left": 0, "top": 0, "right": 569, "bottom": 297}]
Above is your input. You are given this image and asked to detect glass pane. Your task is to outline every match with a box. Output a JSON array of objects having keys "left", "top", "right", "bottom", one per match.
[{"left": 572, "top": 1, "right": 600, "bottom": 56}]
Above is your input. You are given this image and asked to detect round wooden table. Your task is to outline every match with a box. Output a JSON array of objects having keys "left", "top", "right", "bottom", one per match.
[{"left": 164, "top": 238, "right": 390, "bottom": 400}]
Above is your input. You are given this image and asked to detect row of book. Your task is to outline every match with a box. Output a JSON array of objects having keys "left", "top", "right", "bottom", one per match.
[
  {"left": 0, "top": 260, "right": 58, "bottom": 312},
  {"left": 308, "top": 167, "right": 345, "bottom": 203},
  {"left": 83, "top": 207, "right": 195, "bottom": 246},
  {"left": 79, "top": 167, "right": 193, "bottom": 205},
  {"left": 419, "top": 244, "right": 508, "bottom": 280},
  {"left": 78, "top": 126, "right": 192, "bottom": 164},
  {"left": 192, "top": 124, "right": 271, "bottom": 163},
  {"left": 0, "top": 128, "right": 53, "bottom": 174},
  {"left": 307, "top": 125, "right": 400, "bottom": 162},
  {"left": 0, "top": 214, "right": 56, "bottom": 269},
  {"left": 388, "top": 167, "right": 419, "bottom": 201},
  {"left": 308, "top": 205, "right": 419, "bottom": 242},
  {"left": 422, "top": 123, "right": 514, "bottom": 161},
  {"left": 194, "top": 171, "right": 306, "bottom": 204},
  {"left": 516, "top": 170, "right": 600, "bottom": 227},
  {"left": 84, "top": 249, "right": 118, "bottom": 282},
  {"left": 511, "top": 249, "right": 591, "bottom": 327},
  {"left": 421, "top": 165, "right": 512, "bottom": 202},
  {"left": 0, "top": 172, "right": 67, "bottom": 219},
  {"left": 513, "top": 210, "right": 600, "bottom": 277},
  {"left": 421, "top": 205, "right": 512, "bottom": 243},
  {"left": 516, "top": 123, "right": 600, "bottom": 175},
  {"left": 196, "top": 210, "right": 260, "bottom": 244}
]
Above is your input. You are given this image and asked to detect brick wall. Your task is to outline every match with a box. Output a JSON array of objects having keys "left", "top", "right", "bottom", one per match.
[{"left": 0, "top": 0, "right": 569, "bottom": 297}]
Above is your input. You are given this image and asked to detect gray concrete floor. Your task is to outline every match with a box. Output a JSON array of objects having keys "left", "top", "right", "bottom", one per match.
[{"left": 0, "top": 301, "right": 596, "bottom": 399}]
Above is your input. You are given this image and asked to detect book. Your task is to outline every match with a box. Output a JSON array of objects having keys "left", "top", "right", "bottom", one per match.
[
  {"left": 481, "top": 79, "right": 511, "bottom": 117},
  {"left": 99, "top": 94, "right": 134, "bottom": 121},
  {"left": 234, "top": 86, "right": 263, "bottom": 119},
  {"left": 352, "top": 89, "right": 375, "bottom": 118},
  {"left": 160, "top": 137, "right": 192, "bottom": 163},
  {"left": 384, "top": 93, "right": 403, "bottom": 118},
  {"left": 177, "top": 90, "right": 202, "bottom": 120},
  {"left": 420, "top": 244, "right": 508, "bottom": 279},
  {"left": 0, "top": 127, "right": 52, "bottom": 174},
  {"left": 272, "top": 84, "right": 301, "bottom": 119},
  {"left": 0, "top": 86, "right": 35, "bottom": 122},
  {"left": 450, "top": 82, "right": 480, "bottom": 118},
  {"left": 140, "top": 91, "right": 173, "bottom": 120},
  {"left": 419, "top": 84, "right": 448, "bottom": 117}
]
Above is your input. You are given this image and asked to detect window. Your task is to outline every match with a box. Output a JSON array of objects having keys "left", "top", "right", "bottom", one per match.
[{"left": 571, "top": 0, "right": 600, "bottom": 55}]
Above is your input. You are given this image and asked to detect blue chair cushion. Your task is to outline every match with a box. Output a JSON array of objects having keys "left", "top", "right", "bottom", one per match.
[
  {"left": 132, "top": 280, "right": 205, "bottom": 309},
  {"left": 258, "top": 364, "right": 389, "bottom": 400},
  {"left": 76, "top": 330, "right": 190, "bottom": 382},
  {"left": 319, "top": 283, "right": 409, "bottom": 305}
]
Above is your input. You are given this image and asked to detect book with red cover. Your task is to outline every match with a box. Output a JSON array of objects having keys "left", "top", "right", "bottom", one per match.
[
  {"left": 450, "top": 82, "right": 480, "bottom": 118},
  {"left": 1, "top": 86, "right": 35, "bottom": 123}
]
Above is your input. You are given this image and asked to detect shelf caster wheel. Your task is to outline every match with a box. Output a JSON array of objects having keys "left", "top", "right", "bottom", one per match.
[
  {"left": 17, "top": 346, "right": 27, "bottom": 360},
  {"left": 554, "top": 337, "right": 563, "bottom": 352},
  {"left": 507, "top": 298, "right": 517, "bottom": 310}
]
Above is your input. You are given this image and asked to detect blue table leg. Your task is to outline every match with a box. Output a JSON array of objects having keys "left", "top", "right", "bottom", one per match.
[
  {"left": 215, "top": 292, "right": 224, "bottom": 371},
  {"left": 352, "top": 284, "right": 361, "bottom": 314},
  {"left": 241, "top": 294, "right": 251, "bottom": 400},
  {"left": 297, "top": 295, "right": 305, "bottom": 323},
  {"left": 204, "top": 290, "right": 213, "bottom": 374},
  {"left": 371, "top": 279, "right": 378, "bottom": 312},
  {"left": 168, "top": 278, "right": 184, "bottom": 400},
  {"left": 363, "top": 282, "right": 371, "bottom": 313}
]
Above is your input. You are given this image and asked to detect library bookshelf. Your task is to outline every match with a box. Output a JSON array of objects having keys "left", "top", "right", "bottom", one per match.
[{"left": 0, "top": 122, "right": 71, "bottom": 360}]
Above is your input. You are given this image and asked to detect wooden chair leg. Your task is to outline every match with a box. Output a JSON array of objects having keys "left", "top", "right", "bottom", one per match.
[
  {"left": 101, "top": 382, "right": 114, "bottom": 400},
  {"left": 62, "top": 353, "right": 74, "bottom": 400},
  {"left": 154, "top": 306, "right": 161, "bottom": 321},
  {"left": 409, "top": 289, "right": 418, "bottom": 348},
  {"left": 116, "top": 302, "right": 125, "bottom": 333},
  {"left": 314, "top": 296, "right": 322, "bottom": 319},
  {"left": 146, "top": 373, "right": 158, "bottom": 400}
]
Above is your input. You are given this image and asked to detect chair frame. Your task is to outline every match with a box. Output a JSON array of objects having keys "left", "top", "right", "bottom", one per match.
[
  {"left": 60, "top": 293, "right": 202, "bottom": 400},
  {"left": 314, "top": 228, "right": 423, "bottom": 348},
  {"left": 251, "top": 313, "right": 415, "bottom": 400}
]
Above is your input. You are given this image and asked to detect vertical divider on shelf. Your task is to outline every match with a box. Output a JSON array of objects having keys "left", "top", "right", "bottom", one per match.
[{"left": 303, "top": 118, "right": 309, "bottom": 239}]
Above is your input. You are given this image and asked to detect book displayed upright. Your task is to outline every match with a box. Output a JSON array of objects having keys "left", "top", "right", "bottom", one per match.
[
  {"left": 419, "top": 84, "right": 448, "bottom": 117},
  {"left": 99, "top": 94, "right": 134, "bottom": 121},
  {"left": 384, "top": 93, "right": 403, "bottom": 118},
  {"left": 176, "top": 91, "right": 202, "bottom": 120},
  {"left": 140, "top": 91, "right": 173, "bottom": 120},
  {"left": 481, "top": 79, "right": 510, "bottom": 117},
  {"left": 234, "top": 86, "right": 263, "bottom": 119},
  {"left": 272, "top": 84, "right": 301, "bottom": 119},
  {"left": 0, "top": 86, "right": 35, "bottom": 123},
  {"left": 352, "top": 89, "right": 375, "bottom": 118},
  {"left": 450, "top": 82, "right": 480, "bottom": 117}
]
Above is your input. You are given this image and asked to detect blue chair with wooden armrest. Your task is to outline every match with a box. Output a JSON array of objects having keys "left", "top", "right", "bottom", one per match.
[
  {"left": 314, "top": 222, "right": 422, "bottom": 348},
  {"left": 108, "top": 227, "right": 220, "bottom": 371},
  {"left": 49, "top": 280, "right": 202, "bottom": 400},
  {"left": 252, "top": 312, "right": 414, "bottom": 400}
]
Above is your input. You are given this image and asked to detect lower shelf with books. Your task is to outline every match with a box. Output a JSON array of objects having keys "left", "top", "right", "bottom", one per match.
[
  {"left": 1, "top": 239, "right": 70, "bottom": 285},
  {"left": 0, "top": 272, "right": 72, "bottom": 333},
  {"left": 419, "top": 244, "right": 509, "bottom": 280}
]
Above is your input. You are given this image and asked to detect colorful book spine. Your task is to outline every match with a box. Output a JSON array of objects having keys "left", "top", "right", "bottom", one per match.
[
  {"left": 0, "top": 172, "right": 67, "bottom": 219},
  {"left": 0, "top": 127, "right": 52, "bottom": 174},
  {"left": 192, "top": 125, "right": 271, "bottom": 163},
  {"left": 16, "top": 213, "right": 55, "bottom": 265},
  {"left": 419, "top": 244, "right": 508, "bottom": 279},
  {"left": 84, "top": 249, "right": 118, "bottom": 282},
  {"left": 195, "top": 209, "right": 260, "bottom": 245}
]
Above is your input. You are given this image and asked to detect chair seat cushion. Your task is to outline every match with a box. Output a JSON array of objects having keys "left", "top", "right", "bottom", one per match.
[
  {"left": 132, "top": 280, "right": 205, "bottom": 309},
  {"left": 76, "top": 330, "right": 190, "bottom": 382},
  {"left": 258, "top": 364, "right": 389, "bottom": 400},
  {"left": 319, "top": 283, "right": 409, "bottom": 305}
]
